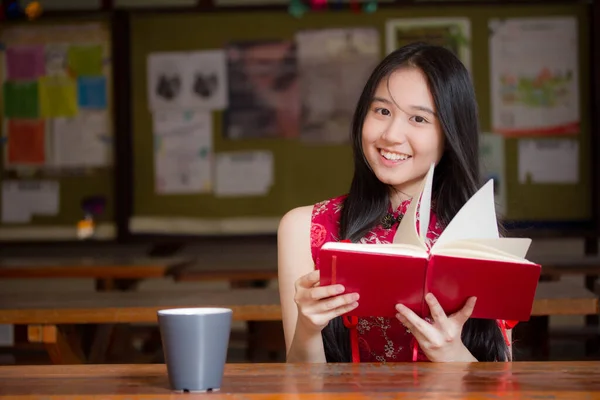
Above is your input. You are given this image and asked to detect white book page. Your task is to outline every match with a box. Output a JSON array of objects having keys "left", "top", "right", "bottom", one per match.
[
  {"left": 431, "top": 179, "right": 500, "bottom": 251},
  {"left": 433, "top": 248, "right": 537, "bottom": 264},
  {"left": 419, "top": 163, "right": 434, "bottom": 242},
  {"left": 432, "top": 237, "right": 532, "bottom": 259},
  {"left": 320, "top": 242, "right": 427, "bottom": 258},
  {"left": 392, "top": 164, "right": 433, "bottom": 250}
]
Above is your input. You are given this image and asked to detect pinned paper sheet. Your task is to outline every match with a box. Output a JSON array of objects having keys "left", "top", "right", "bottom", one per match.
[
  {"left": 489, "top": 17, "right": 579, "bottom": 136},
  {"left": 186, "top": 50, "right": 228, "bottom": 110},
  {"left": 147, "top": 50, "right": 227, "bottom": 111},
  {"left": 3, "top": 81, "right": 39, "bottom": 118},
  {"left": 154, "top": 110, "right": 213, "bottom": 194},
  {"left": 518, "top": 139, "right": 578, "bottom": 184},
  {"left": 6, "top": 46, "right": 45, "bottom": 80},
  {"left": 215, "top": 151, "right": 273, "bottom": 197},
  {"left": 45, "top": 44, "right": 69, "bottom": 76},
  {"left": 296, "top": 29, "right": 379, "bottom": 143},
  {"left": 6, "top": 120, "right": 47, "bottom": 166},
  {"left": 52, "top": 111, "right": 110, "bottom": 168},
  {"left": 1, "top": 180, "right": 59, "bottom": 224},
  {"left": 67, "top": 44, "right": 103, "bottom": 77},
  {"left": 39, "top": 76, "right": 78, "bottom": 118},
  {"left": 147, "top": 52, "right": 187, "bottom": 110}
]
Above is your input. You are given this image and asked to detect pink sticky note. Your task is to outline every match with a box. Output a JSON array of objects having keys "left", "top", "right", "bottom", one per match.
[{"left": 6, "top": 46, "right": 45, "bottom": 80}]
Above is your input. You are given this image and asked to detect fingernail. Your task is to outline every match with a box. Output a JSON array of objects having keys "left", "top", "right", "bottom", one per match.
[
  {"left": 396, "top": 304, "right": 404, "bottom": 312},
  {"left": 336, "top": 285, "right": 345, "bottom": 294},
  {"left": 352, "top": 293, "right": 360, "bottom": 301},
  {"left": 351, "top": 302, "right": 359, "bottom": 308}
]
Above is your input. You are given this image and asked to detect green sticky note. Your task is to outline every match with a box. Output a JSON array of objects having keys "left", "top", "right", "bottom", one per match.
[
  {"left": 67, "top": 45, "right": 103, "bottom": 77},
  {"left": 3, "top": 81, "right": 39, "bottom": 118},
  {"left": 39, "top": 76, "right": 78, "bottom": 118}
]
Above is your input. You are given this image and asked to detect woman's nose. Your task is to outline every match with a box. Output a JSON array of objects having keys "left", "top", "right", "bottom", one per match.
[{"left": 380, "top": 118, "right": 409, "bottom": 144}]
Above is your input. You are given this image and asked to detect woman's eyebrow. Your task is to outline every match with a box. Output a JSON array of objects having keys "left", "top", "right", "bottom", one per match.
[
  {"left": 410, "top": 105, "right": 437, "bottom": 116},
  {"left": 371, "top": 96, "right": 393, "bottom": 105}
]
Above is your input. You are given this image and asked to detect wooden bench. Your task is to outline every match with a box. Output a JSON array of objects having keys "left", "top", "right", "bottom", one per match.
[{"left": 0, "top": 281, "right": 595, "bottom": 364}]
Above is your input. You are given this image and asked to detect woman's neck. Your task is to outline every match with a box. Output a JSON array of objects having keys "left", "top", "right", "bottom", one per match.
[
  {"left": 389, "top": 176, "right": 428, "bottom": 209},
  {"left": 389, "top": 188, "right": 413, "bottom": 210}
]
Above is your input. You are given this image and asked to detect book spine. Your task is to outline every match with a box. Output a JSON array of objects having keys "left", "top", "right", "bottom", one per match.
[{"left": 422, "top": 259, "right": 432, "bottom": 318}]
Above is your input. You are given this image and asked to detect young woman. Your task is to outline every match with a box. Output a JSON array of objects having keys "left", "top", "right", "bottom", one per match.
[{"left": 277, "top": 42, "right": 514, "bottom": 364}]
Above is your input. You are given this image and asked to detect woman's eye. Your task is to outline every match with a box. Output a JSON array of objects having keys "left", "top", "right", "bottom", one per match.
[
  {"left": 413, "top": 116, "right": 427, "bottom": 123},
  {"left": 376, "top": 108, "right": 391, "bottom": 116}
]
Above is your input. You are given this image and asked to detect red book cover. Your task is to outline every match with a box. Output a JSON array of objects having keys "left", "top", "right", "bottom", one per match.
[{"left": 318, "top": 164, "right": 542, "bottom": 322}]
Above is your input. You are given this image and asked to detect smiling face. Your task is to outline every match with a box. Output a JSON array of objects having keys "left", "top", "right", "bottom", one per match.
[{"left": 361, "top": 67, "right": 445, "bottom": 202}]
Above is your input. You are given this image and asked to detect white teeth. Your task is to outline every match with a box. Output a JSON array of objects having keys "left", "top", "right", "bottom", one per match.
[{"left": 380, "top": 149, "right": 411, "bottom": 161}]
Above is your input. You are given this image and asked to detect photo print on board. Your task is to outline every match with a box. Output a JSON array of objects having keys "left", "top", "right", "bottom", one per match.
[
  {"left": 186, "top": 50, "right": 228, "bottom": 110},
  {"left": 147, "top": 52, "right": 187, "bottom": 110},
  {"left": 224, "top": 40, "right": 300, "bottom": 139},
  {"left": 296, "top": 28, "right": 380, "bottom": 144}
]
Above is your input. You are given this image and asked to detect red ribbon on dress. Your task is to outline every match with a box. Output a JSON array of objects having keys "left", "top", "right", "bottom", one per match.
[
  {"left": 343, "top": 315, "right": 360, "bottom": 363},
  {"left": 497, "top": 319, "right": 517, "bottom": 347},
  {"left": 411, "top": 337, "right": 419, "bottom": 362}
]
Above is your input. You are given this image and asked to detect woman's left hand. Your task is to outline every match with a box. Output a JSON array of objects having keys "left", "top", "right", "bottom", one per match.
[{"left": 395, "top": 293, "right": 477, "bottom": 362}]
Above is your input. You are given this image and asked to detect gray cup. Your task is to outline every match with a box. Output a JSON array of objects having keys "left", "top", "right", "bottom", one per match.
[{"left": 157, "top": 307, "right": 232, "bottom": 393}]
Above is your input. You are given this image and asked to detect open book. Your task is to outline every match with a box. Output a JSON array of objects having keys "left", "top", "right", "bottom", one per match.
[{"left": 318, "top": 164, "right": 541, "bottom": 322}]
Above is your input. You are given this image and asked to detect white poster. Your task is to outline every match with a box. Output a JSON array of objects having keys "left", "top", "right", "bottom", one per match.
[
  {"left": 147, "top": 50, "right": 227, "bottom": 111},
  {"left": 489, "top": 17, "right": 579, "bottom": 136},
  {"left": 518, "top": 139, "right": 578, "bottom": 184},
  {"left": 296, "top": 28, "right": 380, "bottom": 144},
  {"left": 147, "top": 52, "right": 188, "bottom": 111},
  {"left": 186, "top": 50, "right": 228, "bottom": 110},
  {"left": 385, "top": 17, "right": 471, "bottom": 71},
  {"left": 2, "top": 180, "right": 59, "bottom": 224},
  {"left": 215, "top": 151, "right": 273, "bottom": 197},
  {"left": 52, "top": 111, "right": 110, "bottom": 168},
  {"left": 153, "top": 110, "right": 213, "bottom": 194}
]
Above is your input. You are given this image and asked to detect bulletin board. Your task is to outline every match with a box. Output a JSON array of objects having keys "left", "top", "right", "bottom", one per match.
[
  {"left": 129, "top": 3, "right": 592, "bottom": 236},
  {"left": 0, "top": 18, "right": 115, "bottom": 241}
]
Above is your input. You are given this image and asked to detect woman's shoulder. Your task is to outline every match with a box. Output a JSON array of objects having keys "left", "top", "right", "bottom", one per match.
[
  {"left": 312, "top": 194, "right": 347, "bottom": 219},
  {"left": 281, "top": 194, "right": 346, "bottom": 221},
  {"left": 278, "top": 195, "right": 346, "bottom": 253}
]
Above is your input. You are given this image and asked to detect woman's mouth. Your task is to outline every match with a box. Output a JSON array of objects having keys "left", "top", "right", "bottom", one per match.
[{"left": 379, "top": 149, "right": 412, "bottom": 164}]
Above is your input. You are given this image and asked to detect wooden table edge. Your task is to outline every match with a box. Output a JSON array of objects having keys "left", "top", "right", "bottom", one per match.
[
  {"left": 0, "top": 305, "right": 282, "bottom": 324},
  {"left": 0, "top": 296, "right": 597, "bottom": 325}
]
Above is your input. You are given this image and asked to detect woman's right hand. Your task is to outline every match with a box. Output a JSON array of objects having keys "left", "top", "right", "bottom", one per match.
[{"left": 293, "top": 269, "right": 360, "bottom": 333}]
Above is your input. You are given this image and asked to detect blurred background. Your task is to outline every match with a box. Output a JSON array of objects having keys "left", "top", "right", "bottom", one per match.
[{"left": 0, "top": 0, "right": 598, "bottom": 366}]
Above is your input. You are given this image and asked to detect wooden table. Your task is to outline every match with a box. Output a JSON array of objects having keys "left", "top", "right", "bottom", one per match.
[
  {"left": 0, "top": 255, "right": 195, "bottom": 298},
  {"left": 1, "top": 362, "right": 599, "bottom": 399},
  {"left": 0, "top": 288, "right": 282, "bottom": 325},
  {"left": 170, "top": 258, "right": 277, "bottom": 283},
  {"left": 0, "top": 288, "right": 282, "bottom": 364},
  {"left": 534, "top": 255, "right": 600, "bottom": 277},
  {"left": 0, "top": 256, "right": 194, "bottom": 290},
  {"left": 165, "top": 240, "right": 277, "bottom": 284}
]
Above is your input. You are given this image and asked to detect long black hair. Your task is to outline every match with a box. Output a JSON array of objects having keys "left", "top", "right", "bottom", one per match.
[{"left": 322, "top": 42, "right": 510, "bottom": 363}]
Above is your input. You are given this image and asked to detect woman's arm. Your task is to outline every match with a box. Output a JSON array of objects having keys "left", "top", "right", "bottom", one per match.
[{"left": 277, "top": 206, "right": 327, "bottom": 363}]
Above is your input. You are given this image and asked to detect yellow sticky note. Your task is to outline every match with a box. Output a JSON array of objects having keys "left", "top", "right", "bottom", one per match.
[
  {"left": 68, "top": 45, "right": 103, "bottom": 77},
  {"left": 39, "top": 76, "right": 77, "bottom": 118}
]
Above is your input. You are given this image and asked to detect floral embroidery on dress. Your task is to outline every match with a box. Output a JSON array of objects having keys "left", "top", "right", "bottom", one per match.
[
  {"left": 310, "top": 223, "right": 327, "bottom": 248},
  {"left": 309, "top": 194, "right": 443, "bottom": 363},
  {"left": 313, "top": 200, "right": 331, "bottom": 218}
]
